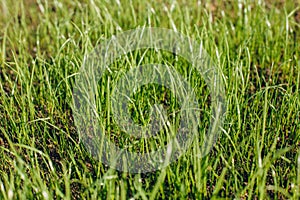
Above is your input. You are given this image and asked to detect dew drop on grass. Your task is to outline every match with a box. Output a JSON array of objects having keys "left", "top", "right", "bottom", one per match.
[
  {"left": 8, "top": 189, "right": 13, "bottom": 199},
  {"left": 42, "top": 191, "right": 49, "bottom": 200}
]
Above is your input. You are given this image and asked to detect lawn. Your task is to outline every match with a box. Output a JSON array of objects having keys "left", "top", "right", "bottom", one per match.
[{"left": 0, "top": 0, "right": 299, "bottom": 199}]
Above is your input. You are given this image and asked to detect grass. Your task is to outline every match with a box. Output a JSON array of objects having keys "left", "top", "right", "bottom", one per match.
[{"left": 0, "top": 0, "right": 299, "bottom": 199}]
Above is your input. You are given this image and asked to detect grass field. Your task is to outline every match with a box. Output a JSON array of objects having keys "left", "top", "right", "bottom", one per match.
[{"left": 0, "top": 0, "right": 300, "bottom": 199}]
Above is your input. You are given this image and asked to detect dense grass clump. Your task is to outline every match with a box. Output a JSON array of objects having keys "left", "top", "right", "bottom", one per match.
[{"left": 0, "top": 0, "right": 299, "bottom": 199}]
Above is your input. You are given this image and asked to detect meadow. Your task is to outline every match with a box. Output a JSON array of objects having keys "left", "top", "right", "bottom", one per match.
[{"left": 0, "top": 0, "right": 299, "bottom": 199}]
